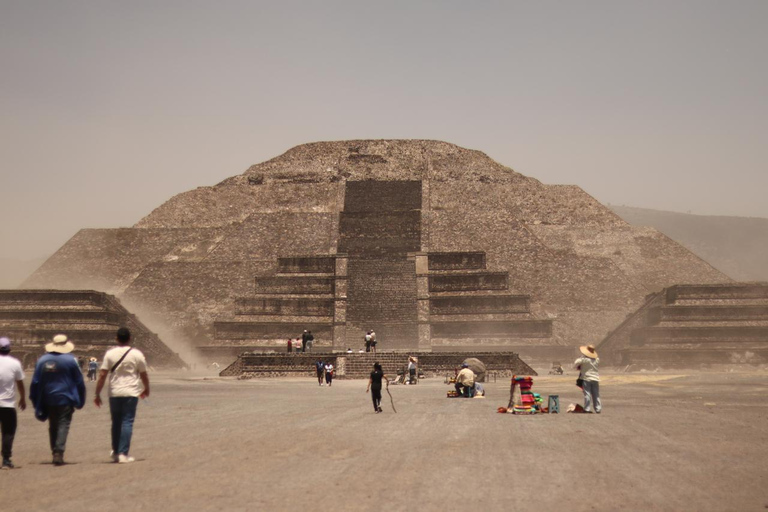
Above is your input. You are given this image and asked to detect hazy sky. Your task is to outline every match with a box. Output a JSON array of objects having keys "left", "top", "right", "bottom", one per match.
[{"left": 1, "top": 1, "right": 766, "bottom": 261}]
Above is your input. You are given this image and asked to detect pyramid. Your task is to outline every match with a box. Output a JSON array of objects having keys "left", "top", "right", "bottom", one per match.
[{"left": 23, "top": 140, "right": 729, "bottom": 362}]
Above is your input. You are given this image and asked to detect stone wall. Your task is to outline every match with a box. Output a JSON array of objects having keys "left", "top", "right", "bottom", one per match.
[{"left": 220, "top": 351, "right": 536, "bottom": 379}]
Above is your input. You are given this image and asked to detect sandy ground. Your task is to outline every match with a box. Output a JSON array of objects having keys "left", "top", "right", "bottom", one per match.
[{"left": 1, "top": 369, "right": 767, "bottom": 512}]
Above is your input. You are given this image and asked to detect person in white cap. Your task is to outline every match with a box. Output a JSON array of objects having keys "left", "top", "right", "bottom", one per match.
[
  {"left": 29, "top": 334, "right": 86, "bottom": 466},
  {"left": 0, "top": 337, "right": 26, "bottom": 469},
  {"left": 574, "top": 344, "right": 601, "bottom": 413}
]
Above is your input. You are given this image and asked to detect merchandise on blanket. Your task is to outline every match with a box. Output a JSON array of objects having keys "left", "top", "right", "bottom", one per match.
[
  {"left": 447, "top": 390, "right": 460, "bottom": 398},
  {"left": 508, "top": 375, "right": 542, "bottom": 414}
]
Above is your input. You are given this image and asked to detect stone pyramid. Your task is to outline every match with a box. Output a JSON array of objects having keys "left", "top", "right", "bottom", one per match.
[{"left": 23, "top": 140, "right": 729, "bottom": 362}]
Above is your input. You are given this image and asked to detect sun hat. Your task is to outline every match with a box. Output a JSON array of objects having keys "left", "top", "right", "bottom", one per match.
[
  {"left": 579, "top": 344, "right": 598, "bottom": 359},
  {"left": 0, "top": 337, "right": 10, "bottom": 352},
  {"left": 90, "top": 357, "right": 97, "bottom": 362},
  {"left": 45, "top": 334, "right": 75, "bottom": 354}
]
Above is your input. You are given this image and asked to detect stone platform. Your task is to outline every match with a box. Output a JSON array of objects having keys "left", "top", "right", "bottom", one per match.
[
  {"left": 597, "top": 283, "right": 768, "bottom": 367},
  {"left": 219, "top": 351, "right": 536, "bottom": 379},
  {"left": 0, "top": 290, "right": 185, "bottom": 367}
]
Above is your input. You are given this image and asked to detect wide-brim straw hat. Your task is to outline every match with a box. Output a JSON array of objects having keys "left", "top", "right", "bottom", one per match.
[
  {"left": 89, "top": 357, "right": 97, "bottom": 362},
  {"left": 579, "top": 344, "right": 598, "bottom": 359},
  {"left": 45, "top": 334, "right": 75, "bottom": 354}
]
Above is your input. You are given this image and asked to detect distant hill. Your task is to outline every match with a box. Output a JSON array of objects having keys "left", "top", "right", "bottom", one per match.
[
  {"left": 0, "top": 257, "right": 47, "bottom": 289},
  {"left": 610, "top": 206, "right": 768, "bottom": 281}
]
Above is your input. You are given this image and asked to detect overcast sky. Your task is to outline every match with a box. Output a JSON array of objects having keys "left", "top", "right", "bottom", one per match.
[{"left": 1, "top": 1, "right": 766, "bottom": 261}]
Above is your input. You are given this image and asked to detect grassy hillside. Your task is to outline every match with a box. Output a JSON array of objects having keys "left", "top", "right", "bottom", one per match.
[{"left": 611, "top": 206, "right": 768, "bottom": 281}]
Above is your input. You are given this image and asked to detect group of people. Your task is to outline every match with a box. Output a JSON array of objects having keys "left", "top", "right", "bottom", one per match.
[
  {"left": 287, "top": 330, "right": 314, "bottom": 353},
  {"left": 314, "top": 359, "right": 335, "bottom": 386},
  {"left": 0, "top": 327, "right": 150, "bottom": 469}
]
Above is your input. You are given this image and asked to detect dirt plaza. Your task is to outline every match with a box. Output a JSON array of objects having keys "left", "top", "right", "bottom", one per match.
[{"left": 1, "top": 369, "right": 767, "bottom": 512}]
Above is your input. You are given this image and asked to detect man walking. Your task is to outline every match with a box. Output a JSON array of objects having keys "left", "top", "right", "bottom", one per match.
[
  {"left": 29, "top": 334, "right": 86, "bottom": 466},
  {"left": 315, "top": 359, "right": 325, "bottom": 386},
  {"left": 0, "top": 337, "right": 26, "bottom": 469},
  {"left": 94, "top": 327, "right": 150, "bottom": 463}
]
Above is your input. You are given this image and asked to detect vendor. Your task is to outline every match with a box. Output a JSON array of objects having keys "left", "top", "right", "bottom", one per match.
[{"left": 455, "top": 363, "right": 475, "bottom": 397}]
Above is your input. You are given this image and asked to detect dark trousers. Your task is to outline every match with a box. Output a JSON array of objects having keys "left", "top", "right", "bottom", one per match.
[
  {"left": 46, "top": 405, "right": 74, "bottom": 454},
  {"left": 455, "top": 383, "right": 474, "bottom": 398},
  {"left": 371, "top": 388, "right": 382, "bottom": 411},
  {"left": 0, "top": 407, "right": 17, "bottom": 459},
  {"left": 325, "top": 372, "right": 333, "bottom": 385},
  {"left": 409, "top": 368, "right": 416, "bottom": 384},
  {"left": 110, "top": 397, "right": 139, "bottom": 455}
]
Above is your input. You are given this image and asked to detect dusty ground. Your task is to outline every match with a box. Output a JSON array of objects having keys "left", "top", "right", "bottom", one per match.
[{"left": 1, "top": 369, "right": 767, "bottom": 512}]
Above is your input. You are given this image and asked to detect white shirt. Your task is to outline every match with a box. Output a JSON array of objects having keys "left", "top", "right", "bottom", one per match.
[
  {"left": 574, "top": 357, "right": 600, "bottom": 382},
  {"left": 101, "top": 346, "right": 148, "bottom": 397},
  {"left": 0, "top": 355, "right": 24, "bottom": 408},
  {"left": 324, "top": 364, "right": 334, "bottom": 373}
]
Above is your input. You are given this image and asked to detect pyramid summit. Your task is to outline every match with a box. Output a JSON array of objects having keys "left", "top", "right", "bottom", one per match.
[{"left": 24, "top": 139, "right": 729, "bottom": 362}]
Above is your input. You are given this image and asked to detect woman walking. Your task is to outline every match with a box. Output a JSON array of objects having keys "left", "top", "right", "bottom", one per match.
[
  {"left": 574, "top": 344, "right": 601, "bottom": 413},
  {"left": 366, "top": 362, "right": 389, "bottom": 413}
]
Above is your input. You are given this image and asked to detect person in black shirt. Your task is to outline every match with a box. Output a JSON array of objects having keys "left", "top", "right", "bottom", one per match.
[
  {"left": 315, "top": 359, "right": 324, "bottom": 386},
  {"left": 365, "top": 362, "right": 389, "bottom": 413}
]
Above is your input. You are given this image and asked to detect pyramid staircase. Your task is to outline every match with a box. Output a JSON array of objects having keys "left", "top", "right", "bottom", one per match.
[
  {"left": 420, "top": 251, "right": 553, "bottom": 350},
  {"left": 207, "top": 180, "right": 554, "bottom": 361},
  {"left": 210, "top": 256, "right": 338, "bottom": 356}
]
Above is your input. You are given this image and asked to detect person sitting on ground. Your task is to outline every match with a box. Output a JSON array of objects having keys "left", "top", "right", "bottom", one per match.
[
  {"left": 574, "top": 344, "right": 601, "bottom": 413},
  {"left": 346, "top": 348, "right": 353, "bottom": 354},
  {"left": 454, "top": 363, "right": 475, "bottom": 398}
]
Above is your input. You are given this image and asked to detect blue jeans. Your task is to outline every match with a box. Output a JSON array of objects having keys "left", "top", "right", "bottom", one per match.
[
  {"left": 109, "top": 397, "right": 138, "bottom": 455},
  {"left": 46, "top": 405, "right": 74, "bottom": 454},
  {"left": 582, "top": 380, "right": 602, "bottom": 413}
]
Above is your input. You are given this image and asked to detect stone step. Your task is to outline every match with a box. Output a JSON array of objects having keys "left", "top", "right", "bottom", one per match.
[
  {"left": 235, "top": 297, "right": 334, "bottom": 317},
  {"left": 277, "top": 256, "right": 336, "bottom": 274},
  {"left": 429, "top": 295, "right": 530, "bottom": 315},
  {"left": 0, "top": 310, "right": 120, "bottom": 324},
  {"left": 213, "top": 321, "right": 332, "bottom": 341},
  {"left": 621, "top": 346, "right": 768, "bottom": 365},
  {"left": 255, "top": 276, "right": 335, "bottom": 295},
  {"left": 667, "top": 284, "right": 768, "bottom": 302},
  {"left": 427, "top": 252, "right": 486, "bottom": 271},
  {"left": 655, "top": 305, "right": 768, "bottom": 322},
  {"left": 631, "top": 325, "right": 768, "bottom": 345},
  {"left": 429, "top": 273, "right": 508, "bottom": 293},
  {"left": 430, "top": 319, "right": 553, "bottom": 338}
]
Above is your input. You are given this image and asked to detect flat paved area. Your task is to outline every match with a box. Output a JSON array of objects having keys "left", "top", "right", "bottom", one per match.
[{"left": 1, "top": 370, "right": 767, "bottom": 511}]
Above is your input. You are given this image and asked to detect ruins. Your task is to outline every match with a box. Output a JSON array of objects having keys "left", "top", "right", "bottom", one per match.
[
  {"left": 22, "top": 140, "right": 730, "bottom": 364},
  {"left": 0, "top": 290, "right": 185, "bottom": 367},
  {"left": 598, "top": 283, "right": 768, "bottom": 367}
]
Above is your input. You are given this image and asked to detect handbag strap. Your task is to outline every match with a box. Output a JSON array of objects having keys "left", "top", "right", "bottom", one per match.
[{"left": 110, "top": 347, "right": 133, "bottom": 373}]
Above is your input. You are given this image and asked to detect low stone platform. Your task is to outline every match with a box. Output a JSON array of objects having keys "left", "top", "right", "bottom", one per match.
[
  {"left": 597, "top": 283, "right": 768, "bottom": 367},
  {"left": 0, "top": 290, "right": 186, "bottom": 368},
  {"left": 220, "top": 351, "right": 536, "bottom": 379}
]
